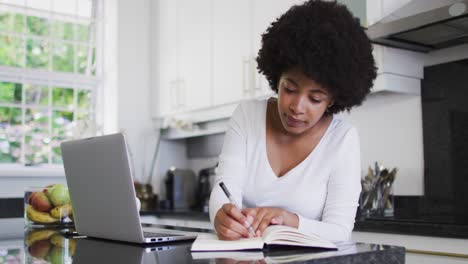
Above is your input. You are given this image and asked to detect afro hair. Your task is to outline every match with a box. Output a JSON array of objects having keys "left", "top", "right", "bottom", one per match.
[{"left": 256, "top": 0, "right": 377, "bottom": 114}]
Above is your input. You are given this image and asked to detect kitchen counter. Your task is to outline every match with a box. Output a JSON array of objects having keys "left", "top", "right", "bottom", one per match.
[
  {"left": 141, "top": 209, "right": 468, "bottom": 239},
  {"left": 3, "top": 197, "right": 467, "bottom": 239},
  {"left": 0, "top": 218, "right": 404, "bottom": 264}
]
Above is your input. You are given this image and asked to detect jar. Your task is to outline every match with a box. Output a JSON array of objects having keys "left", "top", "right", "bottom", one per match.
[{"left": 24, "top": 185, "right": 74, "bottom": 227}]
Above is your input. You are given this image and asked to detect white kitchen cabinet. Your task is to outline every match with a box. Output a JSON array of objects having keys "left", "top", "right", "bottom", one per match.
[
  {"left": 156, "top": 0, "right": 411, "bottom": 120},
  {"left": 212, "top": 0, "right": 252, "bottom": 105},
  {"left": 178, "top": 0, "right": 212, "bottom": 112},
  {"left": 212, "top": 0, "right": 307, "bottom": 105},
  {"left": 251, "top": 0, "right": 303, "bottom": 98},
  {"left": 156, "top": 0, "right": 178, "bottom": 116},
  {"left": 156, "top": 0, "right": 212, "bottom": 117}
]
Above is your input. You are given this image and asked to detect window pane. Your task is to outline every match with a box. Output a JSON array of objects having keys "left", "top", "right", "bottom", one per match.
[
  {"left": 0, "top": 82, "right": 22, "bottom": 104},
  {"left": 0, "top": 12, "right": 25, "bottom": 33},
  {"left": 25, "top": 108, "right": 48, "bottom": 131},
  {"left": 24, "top": 134, "right": 49, "bottom": 164},
  {"left": 26, "top": 38, "right": 49, "bottom": 69},
  {"left": 52, "top": 20, "right": 73, "bottom": 41},
  {"left": 52, "top": 110, "right": 73, "bottom": 135},
  {"left": 52, "top": 42, "right": 74, "bottom": 72},
  {"left": 26, "top": 16, "right": 49, "bottom": 36},
  {"left": 76, "top": 111, "right": 89, "bottom": 121},
  {"left": 77, "top": 89, "right": 91, "bottom": 109},
  {"left": 0, "top": 107, "right": 22, "bottom": 163},
  {"left": 0, "top": 35, "right": 24, "bottom": 67},
  {"left": 0, "top": 134, "right": 21, "bottom": 163},
  {"left": 0, "top": 106, "right": 21, "bottom": 125},
  {"left": 24, "top": 108, "right": 49, "bottom": 164},
  {"left": 77, "top": 45, "right": 95, "bottom": 74},
  {"left": 76, "top": 23, "right": 89, "bottom": 42},
  {"left": 51, "top": 135, "right": 64, "bottom": 163},
  {"left": 24, "top": 84, "right": 48, "bottom": 106},
  {"left": 52, "top": 87, "right": 73, "bottom": 109}
]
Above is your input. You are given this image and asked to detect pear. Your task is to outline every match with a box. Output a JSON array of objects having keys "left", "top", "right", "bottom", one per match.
[
  {"left": 49, "top": 246, "right": 65, "bottom": 264},
  {"left": 45, "top": 184, "right": 70, "bottom": 207}
]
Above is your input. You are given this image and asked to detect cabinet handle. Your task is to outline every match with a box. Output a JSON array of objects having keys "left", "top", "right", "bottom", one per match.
[
  {"left": 242, "top": 58, "right": 250, "bottom": 96},
  {"left": 170, "top": 80, "right": 178, "bottom": 110},
  {"left": 251, "top": 57, "right": 260, "bottom": 93},
  {"left": 179, "top": 79, "right": 186, "bottom": 109}
]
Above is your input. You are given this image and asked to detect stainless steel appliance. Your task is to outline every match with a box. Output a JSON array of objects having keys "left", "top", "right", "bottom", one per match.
[
  {"left": 194, "top": 164, "right": 217, "bottom": 212},
  {"left": 165, "top": 167, "right": 197, "bottom": 210}
]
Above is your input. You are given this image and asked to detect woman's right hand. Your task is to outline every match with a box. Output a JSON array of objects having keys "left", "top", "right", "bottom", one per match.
[{"left": 214, "top": 203, "right": 254, "bottom": 240}]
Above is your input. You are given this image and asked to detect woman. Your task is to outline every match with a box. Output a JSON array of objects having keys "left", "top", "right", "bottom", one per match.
[{"left": 209, "top": 0, "right": 377, "bottom": 242}]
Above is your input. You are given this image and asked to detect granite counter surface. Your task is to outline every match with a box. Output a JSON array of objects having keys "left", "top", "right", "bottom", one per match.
[
  {"left": 0, "top": 218, "right": 404, "bottom": 264},
  {"left": 141, "top": 209, "right": 468, "bottom": 239}
]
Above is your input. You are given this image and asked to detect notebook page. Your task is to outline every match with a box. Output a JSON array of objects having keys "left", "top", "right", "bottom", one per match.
[
  {"left": 191, "top": 234, "right": 264, "bottom": 251},
  {"left": 262, "top": 225, "right": 336, "bottom": 249}
]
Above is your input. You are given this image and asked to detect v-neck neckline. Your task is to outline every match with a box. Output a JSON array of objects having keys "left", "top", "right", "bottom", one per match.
[{"left": 262, "top": 99, "right": 334, "bottom": 179}]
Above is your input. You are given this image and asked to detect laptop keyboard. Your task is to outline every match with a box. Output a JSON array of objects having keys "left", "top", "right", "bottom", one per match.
[{"left": 143, "top": 231, "right": 183, "bottom": 238}]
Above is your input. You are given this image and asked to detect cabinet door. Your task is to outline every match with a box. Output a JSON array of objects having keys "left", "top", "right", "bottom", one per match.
[
  {"left": 178, "top": 0, "right": 212, "bottom": 111},
  {"left": 157, "top": 0, "right": 179, "bottom": 116},
  {"left": 252, "top": 0, "right": 302, "bottom": 98},
  {"left": 212, "top": 0, "right": 251, "bottom": 105}
]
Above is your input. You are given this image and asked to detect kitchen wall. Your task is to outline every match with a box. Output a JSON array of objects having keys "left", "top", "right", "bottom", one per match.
[
  {"left": 338, "top": 93, "right": 424, "bottom": 195},
  {"left": 116, "top": 0, "right": 158, "bottom": 182}
]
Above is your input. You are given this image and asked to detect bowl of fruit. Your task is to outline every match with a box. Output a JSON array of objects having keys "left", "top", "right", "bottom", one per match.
[
  {"left": 25, "top": 228, "right": 76, "bottom": 263},
  {"left": 24, "top": 184, "right": 74, "bottom": 227}
]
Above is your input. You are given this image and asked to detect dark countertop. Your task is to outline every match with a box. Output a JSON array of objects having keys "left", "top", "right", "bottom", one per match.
[
  {"left": 1, "top": 218, "right": 404, "bottom": 264},
  {"left": 3, "top": 196, "right": 467, "bottom": 239},
  {"left": 141, "top": 208, "right": 468, "bottom": 239}
]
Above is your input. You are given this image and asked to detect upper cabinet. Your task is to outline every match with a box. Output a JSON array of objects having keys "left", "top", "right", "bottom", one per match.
[
  {"left": 156, "top": 0, "right": 211, "bottom": 117},
  {"left": 212, "top": 0, "right": 252, "bottom": 106},
  {"left": 154, "top": 0, "right": 420, "bottom": 121},
  {"left": 156, "top": 0, "right": 177, "bottom": 117},
  {"left": 178, "top": 0, "right": 212, "bottom": 111},
  {"left": 252, "top": 0, "right": 305, "bottom": 99},
  {"left": 155, "top": 0, "right": 306, "bottom": 119}
]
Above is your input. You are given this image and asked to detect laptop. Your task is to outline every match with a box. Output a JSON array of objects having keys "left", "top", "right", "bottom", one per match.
[{"left": 61, "top": 133, "right": 199, "bottom": 244}]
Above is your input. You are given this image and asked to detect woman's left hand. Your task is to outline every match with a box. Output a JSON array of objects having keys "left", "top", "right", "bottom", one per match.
[{"left": 242, "top": 207, "right": 299, "bottom": 237}]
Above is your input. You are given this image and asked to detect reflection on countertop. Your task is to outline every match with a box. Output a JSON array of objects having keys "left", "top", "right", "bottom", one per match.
[{"left": 0, "top": 218, "right": 405, "bottom": 264}]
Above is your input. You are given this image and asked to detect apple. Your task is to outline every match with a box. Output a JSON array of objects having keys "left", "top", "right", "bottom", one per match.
[
  {"left": 31, "top": 192, "right": 53, "bottom": 212},
  {"left": 28, "top": 239, "right": 51, "bottom": 259}
]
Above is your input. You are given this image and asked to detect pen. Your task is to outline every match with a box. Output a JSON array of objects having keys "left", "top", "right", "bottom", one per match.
[{"left": 219, "top": 182, "right": 255, "bottom": 237}]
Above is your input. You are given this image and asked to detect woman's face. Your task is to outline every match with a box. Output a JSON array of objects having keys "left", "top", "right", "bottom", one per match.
[{"left": 276, "top": 68, "right": 333, "bottom": 135}]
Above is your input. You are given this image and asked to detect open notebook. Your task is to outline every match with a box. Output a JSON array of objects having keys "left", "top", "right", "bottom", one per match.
[{"left": 191, "top": 225, "right": 337, "bottom": 252}]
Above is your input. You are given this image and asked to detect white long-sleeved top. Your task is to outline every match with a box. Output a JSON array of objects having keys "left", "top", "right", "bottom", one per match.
[{"left": 209, "top": 99, "right": 362, "bottom": 242}]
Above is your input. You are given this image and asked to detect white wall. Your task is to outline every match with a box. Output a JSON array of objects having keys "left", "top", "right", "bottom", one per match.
[
  {"left": 116, "top": 0, "right": 158, "bottom": 183},
  {"left": 338, "top": 93, "right": 424, "bottom": 195}
]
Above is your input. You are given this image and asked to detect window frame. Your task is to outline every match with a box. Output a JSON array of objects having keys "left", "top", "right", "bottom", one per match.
[{"left": 0, "top": 0, "right": 103, "bottom": 173}]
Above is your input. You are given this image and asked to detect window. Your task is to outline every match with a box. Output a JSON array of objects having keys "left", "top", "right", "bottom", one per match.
[{"left": 0, "top": 0, "right": 101, "bottom": 166}]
